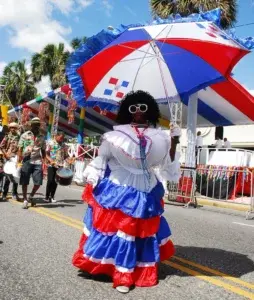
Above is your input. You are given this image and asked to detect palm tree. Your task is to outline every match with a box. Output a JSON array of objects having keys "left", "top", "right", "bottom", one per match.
[
  {"left": 0, "top": 60, "right": 37, "bottom": 106},
  {"left": 71, "top": 37, "right": 88, "bottom": 50},
  {"left": 150, "top": 0, "right": 237, "bottom": 29},
  {"left": 31, "top": 43, "right": 70, "bottom": 90}
]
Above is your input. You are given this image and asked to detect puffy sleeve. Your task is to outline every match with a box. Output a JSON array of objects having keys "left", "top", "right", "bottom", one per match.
[
  {"left": 157, "top": 152, "right": 181, "bottom": 183},
  {"left": 154, "top": 132, "right": 181, "bottom": 183},
  {"left": 83, "top": 140, "right": 111, "bottom": 186}
]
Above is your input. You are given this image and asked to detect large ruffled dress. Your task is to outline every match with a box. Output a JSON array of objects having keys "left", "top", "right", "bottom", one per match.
[{"left": 73, "top": 125, "right": 180, "bottom": 288}]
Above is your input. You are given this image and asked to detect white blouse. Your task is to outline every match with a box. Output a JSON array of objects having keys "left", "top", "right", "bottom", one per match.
[{"left": 83, "top": 125, "right": 180, "bottom": 192}]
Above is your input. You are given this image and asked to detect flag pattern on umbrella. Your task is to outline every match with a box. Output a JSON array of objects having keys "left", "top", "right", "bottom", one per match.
[
  {"left": 103, "top": 77, "right": 130, "bottom": 99},
  {"left": 72, "top": 21, "right": 249, "bottom": 113},
  {"left": 7, "top": 78, "right": 254, "bottom": 132}
]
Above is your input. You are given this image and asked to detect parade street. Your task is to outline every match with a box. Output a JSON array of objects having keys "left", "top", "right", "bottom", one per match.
[{"left": 1, "top": 185, "right": 254, "bottom": 300}]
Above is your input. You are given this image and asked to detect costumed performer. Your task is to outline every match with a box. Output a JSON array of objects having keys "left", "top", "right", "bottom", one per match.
[{"left": 72, "top": 90, "right": 181, "bottom": 294}]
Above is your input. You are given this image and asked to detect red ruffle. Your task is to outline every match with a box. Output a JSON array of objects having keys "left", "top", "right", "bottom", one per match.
[
  {"left": 82, "top": 184, "right": 162, "bottom": 238},
  {"left": 72, "top": 233, "right": 175, "bottom": 288}
]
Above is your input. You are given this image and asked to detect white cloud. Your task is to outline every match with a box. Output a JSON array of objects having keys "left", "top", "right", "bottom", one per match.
[
  {"left": 102, "top": 0, "right": 113, "bottom": 17},
  {"left": 35, "top": 76, "right": 51, "bottom": 95},
  {"left": 51, "top": 0, "right": 73, "bottom": 14},
  {"left": 10, "top": 21, "right": 72, "bottom": 52},
  {"left": 0, "top": 0, "right": 91, "bottom": 53},
  {"left": 0, "top": 62, "right": 7, "bottom": 76},
  {"left": 78, "top": 0, "right": 94, "bottom": 8}
]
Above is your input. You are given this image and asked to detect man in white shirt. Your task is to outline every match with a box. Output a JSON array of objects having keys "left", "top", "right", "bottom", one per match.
[
  {"left": 196, "top": 131, "right": 203, "bottom": 148},
  {"left": 214, "top": 137, "right": 223, "bottom": 148},
  {"left": 223, "top": 138, "right": 231, "bottom": 148}
]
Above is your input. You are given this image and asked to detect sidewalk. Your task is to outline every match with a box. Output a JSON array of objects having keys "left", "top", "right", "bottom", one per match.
[{"left": 197, "top": 197, "right": 250, "bottom": 212}]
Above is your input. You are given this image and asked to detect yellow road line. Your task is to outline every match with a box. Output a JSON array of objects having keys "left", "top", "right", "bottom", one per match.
[
  {"left": 164, "top": 261, "right": 254, "bottom": 300},
  {"left": 38, "top": 207, "right": 83, "bottom": 226},
  {"left": 31, "top": 207, "right": 83, "bottom": 231},
  {"left": 172, "top": 256, "right": 254, "bottom": 290},
  {"left": 9, "top": 200, "right": 83, "bottom": 231},
  {"left": 9, "top": 199, "right": 254, "bottom": 299},
  {"left": 9, "top": 200, "right": 84, "bottom": 227}
]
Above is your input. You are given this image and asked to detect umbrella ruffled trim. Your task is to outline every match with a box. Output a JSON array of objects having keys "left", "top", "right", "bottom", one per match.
[{"left": 66, "top": 8, "right": 254, "bottom": 108}]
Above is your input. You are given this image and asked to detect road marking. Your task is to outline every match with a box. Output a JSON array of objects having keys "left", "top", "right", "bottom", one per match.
[
  {"left": 233, "top": 222, "right": 254, "bottom": 228},
  {"left": 164, "top": 261, "right": 254, "bottom": 300},
  {"left": 172, "top": 256, "right": 254, "bottom": 290},
  {"left": 32, "top": 207, "right": 83, "bottom": 231},
  {"left": 38, "top": 207, "right": 83, "bottom": 226},
  {"left": 9, "top": 200, "right": 83, "bottom": 231},
  {"left": 9, "top": 199, "right": 254, "bottom": 299}
]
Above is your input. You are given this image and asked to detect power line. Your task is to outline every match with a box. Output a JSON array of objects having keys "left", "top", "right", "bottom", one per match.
[{"left": 235, "top": 22, "right": 254, "bottom": 28}]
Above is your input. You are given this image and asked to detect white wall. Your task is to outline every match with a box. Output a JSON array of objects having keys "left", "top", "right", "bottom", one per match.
[{"left": 180, "top": 125, "right": 254, "bottom": 148}]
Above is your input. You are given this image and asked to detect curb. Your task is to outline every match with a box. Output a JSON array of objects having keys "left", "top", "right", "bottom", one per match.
[{"left": 196, "top": 198, "right": 249, "bottom": 212}]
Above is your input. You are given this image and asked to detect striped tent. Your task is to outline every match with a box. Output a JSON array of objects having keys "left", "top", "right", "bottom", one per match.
[
  {"left": 8, "top": 85, "right": 116, "bottom": 138},
  {"left": 159, "top": 77, "right": 254, "bottom": 127}
]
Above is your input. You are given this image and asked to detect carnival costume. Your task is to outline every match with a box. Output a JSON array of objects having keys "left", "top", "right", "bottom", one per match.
[{"left": 73, "top": 123, "right": 181, "bottom": 288}]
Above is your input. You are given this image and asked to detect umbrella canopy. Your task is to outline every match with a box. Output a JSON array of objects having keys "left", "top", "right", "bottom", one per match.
[
  {"left": 159, "top": 77, "right": 254, "bottom": 127},
  {"left": 67, "top": 18, "right": 249, "bottom": 112}
]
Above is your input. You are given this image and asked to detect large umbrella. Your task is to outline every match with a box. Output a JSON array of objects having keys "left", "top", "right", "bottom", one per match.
[
  {"left": 66, "top": 11, "right": 250, "bottom": 115},
  {"left": 67, "top": 9, "right": 254, "bottom": 168}
]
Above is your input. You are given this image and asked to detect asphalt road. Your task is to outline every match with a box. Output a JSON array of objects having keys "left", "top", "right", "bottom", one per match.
[{"left": 0, "top": 184, "right": 254, "bottom": 300}]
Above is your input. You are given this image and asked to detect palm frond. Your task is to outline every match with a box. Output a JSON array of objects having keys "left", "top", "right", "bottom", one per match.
[{"left": 150, "top": 0, "right": 237, "bottom": 29}]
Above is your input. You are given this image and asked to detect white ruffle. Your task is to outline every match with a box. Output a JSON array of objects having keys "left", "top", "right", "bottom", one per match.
[
  {"left": 83, "top": 156, "right": 108, "bottom": 187},
  {"left": 103, "top": 127, "right": 153, "bottom": 160},
  {"left": 83, "top": 125, "right": 181, "bottom": 189},
  {"left": 108, "top": 158, "right": 159, "bottom": 192},
  {"left": 155, "top": 152, "right": 181, "bottom": 183},
  {"left": 83, "top": 140, "right": 112, "bottom": 186}
]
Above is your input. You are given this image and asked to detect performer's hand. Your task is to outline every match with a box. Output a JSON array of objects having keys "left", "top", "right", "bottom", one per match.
[{"left": 170, "top": 123, "right": 181, "bottom": 138}]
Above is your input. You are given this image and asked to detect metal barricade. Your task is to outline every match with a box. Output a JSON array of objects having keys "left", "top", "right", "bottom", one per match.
[
  {"left": 196, "top": 165, "right": 254, "bottom": 220},
  {"left": 165, "top": 167, "right": 197, "bottom": 208}
]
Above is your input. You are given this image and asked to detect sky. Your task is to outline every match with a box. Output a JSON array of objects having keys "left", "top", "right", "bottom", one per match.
[{"left": 0, "top": 0, "right": 254, "bottom": 95}]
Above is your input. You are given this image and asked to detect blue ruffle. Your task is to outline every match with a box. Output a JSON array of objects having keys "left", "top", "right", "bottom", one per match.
[
  {"left": 93, "top": 178, "right": 165, "bottom": 219},
  {"left": 83, "top": 208, "right": 171, "bottom": 269},
  {"left": 66, "top": 8, "right": 254, "bottom": 109}
]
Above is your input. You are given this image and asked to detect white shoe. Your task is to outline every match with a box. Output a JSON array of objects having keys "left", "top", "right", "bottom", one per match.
[
  {"left": 116, "top": 286, "right": 130, "bottom": 294},
  {"left": 22, "top": 200, "right": 29, "bottom": 209},
  {"left": 51, "top": 198, "right": 57, "bottom": 203}
]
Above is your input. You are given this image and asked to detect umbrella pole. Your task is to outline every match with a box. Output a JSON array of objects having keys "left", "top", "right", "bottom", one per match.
[
  {"left": 78, "top": 108, "right": 85, "bottom": 144},
  {"left": 185, "top": 93, "right": 198, "bottom": 170}
]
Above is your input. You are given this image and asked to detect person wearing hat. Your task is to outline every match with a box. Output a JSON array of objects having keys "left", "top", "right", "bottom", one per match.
[
  {"left": 45, "top": 131, "right": 73, "bottom": 203},
  {"left": 0, "top": 122, "right": 20, "bottom": 201},
  {"left": 17, "top": 117, "right": 46, "bottom": 209}
]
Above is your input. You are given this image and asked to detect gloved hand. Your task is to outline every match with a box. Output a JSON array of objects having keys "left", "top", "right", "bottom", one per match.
[{"left": 170, "top": 123, "right": 181, "bottom": 137}]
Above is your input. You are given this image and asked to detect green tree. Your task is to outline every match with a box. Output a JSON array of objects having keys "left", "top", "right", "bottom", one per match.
[
  {"left": 150, "top": 0, "right": 237, "bottom": 29},
  {"left": 31, "top": 43, "right": 70, "bottom": 90},
  {"left": 0, "top": 60, "right": 37, "bottom": 106},
  {"left": 71, "top": 37, "right": 88, "bottom": 50}
]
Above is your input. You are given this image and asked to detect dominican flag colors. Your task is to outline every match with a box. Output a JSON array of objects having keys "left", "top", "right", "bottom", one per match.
[
  {"left": 72, "top": 181, "right": 175, "bottom": 287},
  {"left": 159, "top": 77, "right": 254, "bottom": 127},
  {"left": 76, "top": 21, "right": 248, "bottom": 111},
  {"left": 8, "top": 85, "right": 115, "bottom": 137}
]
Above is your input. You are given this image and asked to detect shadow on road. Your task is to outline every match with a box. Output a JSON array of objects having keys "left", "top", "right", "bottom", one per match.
[
  {"left": 0, "top": 241, "right": 3, "bottom": 244},
  {"left": 28, "top": 198, "right": 76, "bottom": 208},
  {"left": 159, "top": 245, "right": 254, "bottom": 279},
  {"left": 58, "top": 199, "right": 84, "bottom": 205},
  {"left": 77, "top": 246, "right": 254, "bottom": 285}
]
